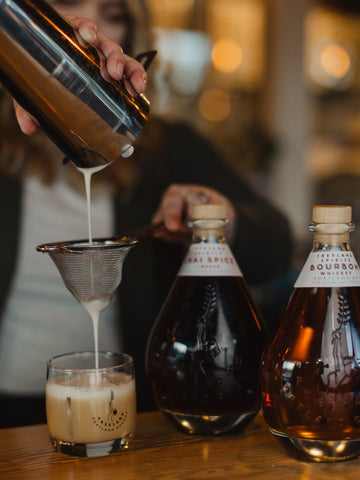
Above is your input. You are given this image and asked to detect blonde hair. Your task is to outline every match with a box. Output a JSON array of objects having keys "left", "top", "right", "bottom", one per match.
[
  {"left": 125, "top": 0, "right": 153, "bottom": 56},
  {"left": 0, "top": 0, "right": 158, "bottom": 199}
]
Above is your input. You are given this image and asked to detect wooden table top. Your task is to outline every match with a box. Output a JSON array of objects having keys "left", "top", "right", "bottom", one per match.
[{"left": 0, "top": 411, "right": 360, "bottom": 479}]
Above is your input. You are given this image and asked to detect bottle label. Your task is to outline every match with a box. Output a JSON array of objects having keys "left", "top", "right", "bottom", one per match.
[
  {"left": 178, "top": 244, "right": 243, "bottom": 277},
  {"left": 294, "top": 251, "right": 360, "bottom": 287}
]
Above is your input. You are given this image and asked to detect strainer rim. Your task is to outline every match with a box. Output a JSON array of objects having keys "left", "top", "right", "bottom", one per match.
[{"left": 36, "top": 237, "right": 137, "bottom": 253}]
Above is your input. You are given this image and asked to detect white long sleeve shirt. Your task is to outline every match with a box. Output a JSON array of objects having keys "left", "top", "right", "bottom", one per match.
[{"left": 0, "top": 173, "right": 122, "bottom": 395}]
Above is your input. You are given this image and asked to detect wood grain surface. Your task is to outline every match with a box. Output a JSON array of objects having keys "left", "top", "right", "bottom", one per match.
[{"left": 0, "top": 411, "right": 360, "bottom": 479}]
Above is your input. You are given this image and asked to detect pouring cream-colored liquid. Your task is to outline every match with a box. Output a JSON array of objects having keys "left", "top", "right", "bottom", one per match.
[
  {"left": 46, "top": 372, "right": 136, "bottom": 444},
  {"left": 78, "top": 165, "right": 108, "bottom": 244},
  {"left": 80, "top": 298, "right": 109, "bottom": 369},
  {"left": 77, "top": 165, "right": 112, "bottom": 368},
  {"left": 45, "top": 167, "right": 136, "bottom": 452}
]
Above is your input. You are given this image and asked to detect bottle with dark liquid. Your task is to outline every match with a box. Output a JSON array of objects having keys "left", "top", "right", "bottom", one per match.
[
  {"left": 146, "top": 204, "right": 268, "bottom": 435},
  {"left": 261, "top": 205, "right": 360, "bottom": 462}
]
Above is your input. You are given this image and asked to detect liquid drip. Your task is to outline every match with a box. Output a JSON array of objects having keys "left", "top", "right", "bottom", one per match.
[
  {"left": 77, "top": 165, "right": 108, "bottom": 244},
  {"left": 81, "top": 298, "right": 110, "bottom": 369},
  {"left": 77, "top": 165, "right": 109, "bottom": 367}
]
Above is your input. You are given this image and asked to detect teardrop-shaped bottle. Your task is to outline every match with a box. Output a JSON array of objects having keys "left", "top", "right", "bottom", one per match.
[
  {"left": 261, "top": 205, "right": 360, "bottom": 462},
  {"left": 146, "top": 204, "right": 268, "bottom": 435}
]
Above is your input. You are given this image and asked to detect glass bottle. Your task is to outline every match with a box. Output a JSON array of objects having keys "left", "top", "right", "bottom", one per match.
[
  {"left": 146, "top": 204, "right": 268, "bottom": 435},
  {"left": 261, "top": 205, "right": 360, "bottom": 462}
]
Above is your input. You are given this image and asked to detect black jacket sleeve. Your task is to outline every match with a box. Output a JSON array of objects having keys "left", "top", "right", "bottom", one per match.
[{"left": 158, "top": 121, "right": 293, "bottom": 284}]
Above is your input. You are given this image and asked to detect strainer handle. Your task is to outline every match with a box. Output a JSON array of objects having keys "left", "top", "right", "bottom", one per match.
[{"left": 115, "top": 222, "right": 165, "bottom": 242}]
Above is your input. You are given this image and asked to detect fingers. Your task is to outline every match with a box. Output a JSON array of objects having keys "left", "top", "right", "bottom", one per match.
[
  {"left": 65, "top": 15, "right": 97, "bottom": 44},
  {"left": 66, "top": 15, "right": 147, "bottom": 94},
  {"left": 13, "top": 100, "right": 40, "bottom": 135},
  {"left": 123, "top": 55, "right": 147, "bottom": 95},
  {"left": 152, "top": 184, "right": 237, "bottom": 242},
  {"left": 95, "top": 36, "right": 147, "bottom": 94},
  {"left": 152, "top": 188, "right": 184, "bottom": 232}
]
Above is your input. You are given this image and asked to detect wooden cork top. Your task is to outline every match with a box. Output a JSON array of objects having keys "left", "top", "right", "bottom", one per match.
[
  {"left": 191, "top": 204, "right": 227, "bottom": 220},
  {"left": 312, "top": 205, "right": 352, "bottom": 224}
]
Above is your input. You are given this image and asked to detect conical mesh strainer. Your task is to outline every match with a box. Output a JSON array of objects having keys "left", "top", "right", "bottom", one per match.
[
  {"left": 37, "top": 223, "right": 164, "bottom": 309},
  {"left": 37, "top": 238, "right": 137, "bottom": 307}
]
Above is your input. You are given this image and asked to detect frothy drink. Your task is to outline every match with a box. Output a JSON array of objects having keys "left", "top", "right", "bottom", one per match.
[{"left": 46, "top": 371, "right": 136, "bottom": 444}]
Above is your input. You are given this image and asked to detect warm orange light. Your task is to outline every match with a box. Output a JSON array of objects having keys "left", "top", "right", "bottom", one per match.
[
  {"left": 212, "top": 38, "right": 243, "bottom": 73},
  {"left": 291, "top": 326, "right": 314, "bottom": 362},
  {"left": 198, "top": 89, "right": 231, "bottom": 122},
  {"left": 320, "top": 43, "right": 351, "bottom": 79},
  {"left": 147, "top": 0, "right": 194, "bottom": 28}
]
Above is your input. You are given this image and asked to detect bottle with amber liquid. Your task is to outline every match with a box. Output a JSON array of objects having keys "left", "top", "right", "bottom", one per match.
[
  {"left": 261, "top": 205, "right": 360, "bottom": 462},
  {"left": 146, "top": 204, "right": 268, "bottom": 435}
]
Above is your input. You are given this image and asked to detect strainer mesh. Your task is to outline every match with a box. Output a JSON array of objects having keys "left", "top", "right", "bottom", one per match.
[{"left": 49, "top": 245, "right": 132, "bottom": 304}]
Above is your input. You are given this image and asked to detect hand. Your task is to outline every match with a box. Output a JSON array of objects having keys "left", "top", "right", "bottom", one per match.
[
  {"left": 14, "top": 15, "right": 147, "bottom": 135},
  {"left": 152, "top": 184, "right": 236, "bottom": 243}
]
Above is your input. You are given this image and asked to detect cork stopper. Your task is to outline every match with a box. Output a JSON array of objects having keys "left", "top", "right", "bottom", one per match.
[
  {"left": 312, "top": 205, "right": 352, "bottom": 224},
  {"left": 191, "top": 204, "right": 227, "bottom": 220}
]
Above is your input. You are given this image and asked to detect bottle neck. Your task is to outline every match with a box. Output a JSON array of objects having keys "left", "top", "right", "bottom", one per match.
[
  {"left": 311, "top": 222, "right": 353, "bottom": 251},
  {"left": 191, "top": 219, "right": 228, "bottom": 244}
]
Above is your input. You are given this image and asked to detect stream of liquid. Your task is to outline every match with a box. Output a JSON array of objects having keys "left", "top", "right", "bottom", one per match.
[
  {"left": 78, "top": 165, "right": 108, "bottom": 244},
  {"left": 77, "top": 165, "right": 109, "bottom": 368},
  {"left": 80, "top": 298, "right": 109, "bottom": 369}
]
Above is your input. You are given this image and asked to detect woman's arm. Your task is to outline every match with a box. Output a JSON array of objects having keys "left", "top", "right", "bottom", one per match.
[{"left": 149, "top": 121, "right": 293, "bottom": 284}]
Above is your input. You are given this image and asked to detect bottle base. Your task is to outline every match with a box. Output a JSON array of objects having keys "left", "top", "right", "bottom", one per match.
[
  {"left": 161, "top": 409, "right": 257, "bottom": 435},
  {"left": 270, "top": 430, "right": 360, "bottom": 462}
]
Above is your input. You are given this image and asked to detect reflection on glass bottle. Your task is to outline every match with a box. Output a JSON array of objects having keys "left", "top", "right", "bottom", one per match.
[
  {"left": 261, "top": 205, "right": 360, "bottom": 462},
  {"left": 146, "top": 204, "right": 268, "bottom": 435}
]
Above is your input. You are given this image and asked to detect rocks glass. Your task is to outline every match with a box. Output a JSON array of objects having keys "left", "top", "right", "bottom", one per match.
[{"left": 46, "top": 351, "right": 136, "bottom": 457}]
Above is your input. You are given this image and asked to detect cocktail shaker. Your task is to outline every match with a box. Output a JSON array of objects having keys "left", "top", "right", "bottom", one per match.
[{"left": 0, "top": 0, "right": 151, "bottom": 167}]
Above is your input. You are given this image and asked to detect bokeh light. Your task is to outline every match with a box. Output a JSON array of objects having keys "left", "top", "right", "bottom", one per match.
[
  {"left": 212, "top": 38, "right": 243, "bottom": 73},
  {"left": 199, "top": 89, "right": 231, "bottom": 122},
  {"left": 320, "top": 43, "right": 351, "bottom": 79}
]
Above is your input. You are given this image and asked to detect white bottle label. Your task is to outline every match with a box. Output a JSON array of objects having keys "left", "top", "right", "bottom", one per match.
[
  {"left": 178, "top": 244, "right": 243, "bottom": 277},
  {"left": 294, "top": 251, "right": 360, "bottom": 288}
]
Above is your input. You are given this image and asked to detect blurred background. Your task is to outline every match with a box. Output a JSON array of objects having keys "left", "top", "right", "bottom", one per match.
[{"left": 145, "top": 0, "right": 360, "bottom": 266}]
